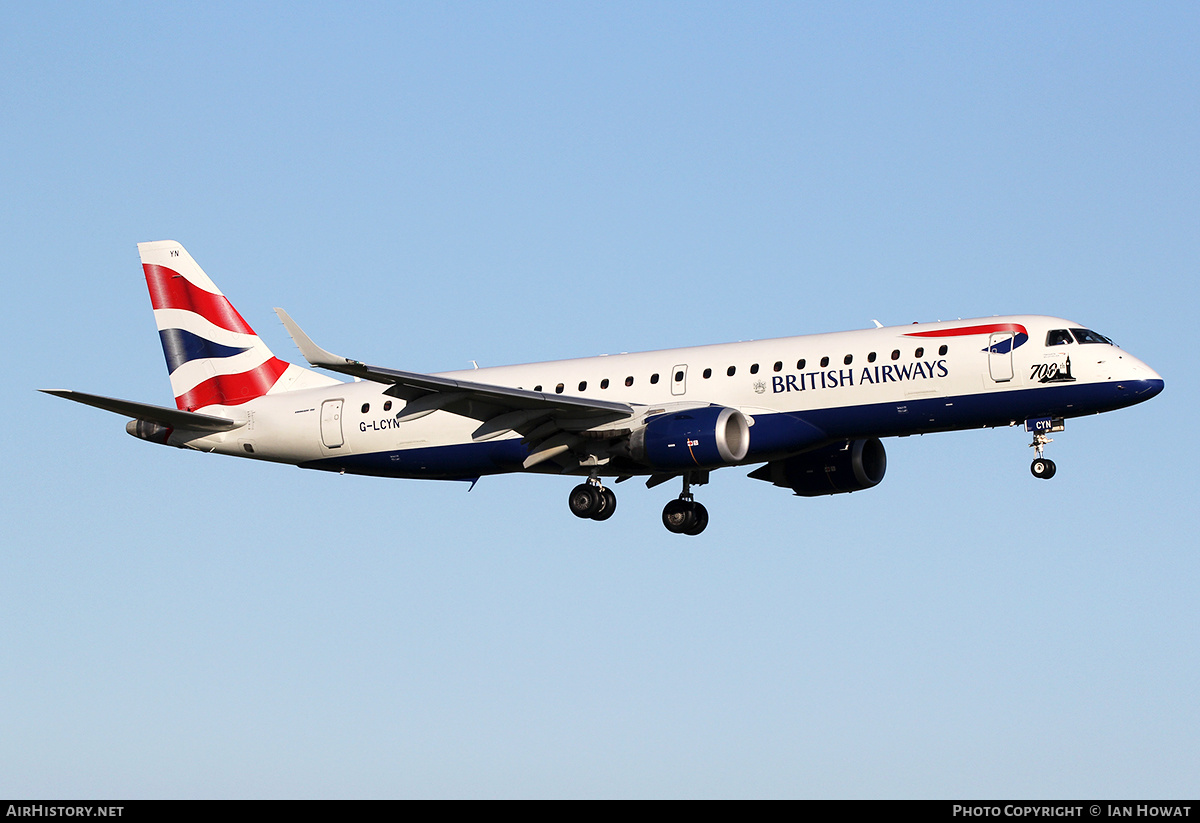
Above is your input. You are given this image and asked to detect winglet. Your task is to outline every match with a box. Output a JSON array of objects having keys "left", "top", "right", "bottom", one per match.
[{"left": 274, "top": 308, "right": 355, "bottom": 368}]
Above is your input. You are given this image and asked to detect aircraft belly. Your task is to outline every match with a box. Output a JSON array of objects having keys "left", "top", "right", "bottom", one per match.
[
  {"left": 298, "top": 438, "right": 530, "bottom": 480},
  {"left": 292, "top": 378, "right": 1158, "bottom": 479},
  {"left": 793, "top": 378, "right": 1162, "bottom": 441},
  {"left": 744, "top": 413, "right": 830, "bottom": 457}
]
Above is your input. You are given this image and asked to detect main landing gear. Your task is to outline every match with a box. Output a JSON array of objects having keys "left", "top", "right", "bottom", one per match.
[
  {"left": 567, "top": 472, "right": 710, "bottom": 535},
  {"left": 568, "top": 479, "right": 617, "bottom": 521},
  {"left": 661, "top": 473, "right": 708, "bottom": 536},
  {"left": 1029, "top": 432, "right": 1057, "bottom": 480}
]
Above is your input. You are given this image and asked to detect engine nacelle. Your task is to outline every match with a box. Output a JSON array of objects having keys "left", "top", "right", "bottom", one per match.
[
  {"left": 629, "top": 406, "right": 750, "bottom": 470},
  {"left": 748, "top": 438, "right": 886, "bottom": 496}
]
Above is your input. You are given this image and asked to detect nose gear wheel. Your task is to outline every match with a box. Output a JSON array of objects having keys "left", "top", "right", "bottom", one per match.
[{"left": 1029, "top": 432, "right": 1057, "bottom": 480}]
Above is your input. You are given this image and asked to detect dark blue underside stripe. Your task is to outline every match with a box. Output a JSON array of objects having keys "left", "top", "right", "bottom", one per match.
[
  {"left": 299, "top": 379, "right": 1163, "bottom": 481},
  {"left": 159, "top": 328, "right": 251, "bottom": 374}
]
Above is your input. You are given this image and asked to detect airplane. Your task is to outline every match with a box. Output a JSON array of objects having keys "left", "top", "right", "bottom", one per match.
[{"left": 44, "top": 241, "right": 1165, "bottom": 535}]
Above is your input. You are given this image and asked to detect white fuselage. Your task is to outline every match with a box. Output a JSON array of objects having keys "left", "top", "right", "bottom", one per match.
[{"left": 169, "top": 315, "right": 1163, "bottom": 480}]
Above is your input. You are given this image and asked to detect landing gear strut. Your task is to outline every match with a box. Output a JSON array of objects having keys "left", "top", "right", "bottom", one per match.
[
  {"left": 662, "top": 473, "right": 709, "bottom": 535},
  {"left": 568, "top": 478, "right": 617, "bottom": 521},
  {"left": 1029, "top": 432, "right": 1057, "bottom": 480}
]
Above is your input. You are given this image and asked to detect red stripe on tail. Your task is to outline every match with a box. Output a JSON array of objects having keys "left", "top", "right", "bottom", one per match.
[
  {"left": 144, "top": 263, "right": 258, "bottom": 335},
  {"left": 175, "top": 358, "right": 290, "bottom": 410}
]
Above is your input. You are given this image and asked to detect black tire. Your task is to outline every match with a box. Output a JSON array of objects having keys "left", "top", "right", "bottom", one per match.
[
  {"left": 1031, "top": 458, "right": 1056, "bottom": 480},
  {"left": 591, "top": 487, "right": 617, "bottom": 521},
  {"left": 662, "top": 498, "right": 695, "bottom": 533},
  {"left": 568, "top": 484, "right": 602, "bottom": 518},
  {"left": 683, "top": 502, "right": 709, "bottom": 535}
]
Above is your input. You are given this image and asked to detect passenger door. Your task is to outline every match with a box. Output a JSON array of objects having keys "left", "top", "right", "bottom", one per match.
[
  {"left": 988, "top": 333, "right": 1014, "bottom": 383},
  {"left": 321, "top": 399, "right": 345, "bottom": 448}
]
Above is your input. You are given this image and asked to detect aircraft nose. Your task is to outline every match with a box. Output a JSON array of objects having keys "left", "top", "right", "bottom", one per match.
[
  {"left": 1120, "top": 357, "right": 1164, "bottom": 399},
  {"left": 1135, "top": 376, "right": 1165, "bottom": 399}
]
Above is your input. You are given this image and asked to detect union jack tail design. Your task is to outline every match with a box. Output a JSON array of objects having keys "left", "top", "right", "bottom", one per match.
[{"left": 139, "top": 240, "right": 335, "bottom": 411}]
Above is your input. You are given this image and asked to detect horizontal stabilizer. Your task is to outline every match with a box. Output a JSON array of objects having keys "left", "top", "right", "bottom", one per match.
[{"left": 40, "top": 390, "right": 244, "bottom": 432}]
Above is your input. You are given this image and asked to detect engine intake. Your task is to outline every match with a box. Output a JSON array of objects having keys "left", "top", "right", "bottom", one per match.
[
  {"left": 748, "top": 438, "right": 886, "bottom": 496},
  {"left": 630, "top": 406, "right": 750, "bottom": 470}
]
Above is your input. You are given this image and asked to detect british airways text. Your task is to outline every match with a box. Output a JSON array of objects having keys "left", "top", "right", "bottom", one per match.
[{"left": 772, "top": 360, "right": 949, "bottom": 393}]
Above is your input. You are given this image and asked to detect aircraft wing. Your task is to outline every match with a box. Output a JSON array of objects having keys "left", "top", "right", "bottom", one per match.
[
  {"left": 275, "top": 309, "right": 637, "bottom": 466},
  {"left": 40, "top": 389, "right": 244, "bottom": 432}
]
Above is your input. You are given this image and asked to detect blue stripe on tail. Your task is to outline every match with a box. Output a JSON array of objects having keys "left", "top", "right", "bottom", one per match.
[{"left": 158, "top": 328, "right": 251, "bottom": 374}]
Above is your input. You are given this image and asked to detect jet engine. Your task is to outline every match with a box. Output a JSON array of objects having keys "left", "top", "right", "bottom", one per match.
[
  {"left": 629, "top": 406, "right": 750, "bottom": 470},
  {"left": 748, "top": 438, "right": 886, "bottom": 496}
]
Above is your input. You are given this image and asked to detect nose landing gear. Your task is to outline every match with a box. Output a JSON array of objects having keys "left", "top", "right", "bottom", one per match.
[
  {"left": 1026, "top": 417, "right": 1064, "bottom": 480},
  {"left": 1030, "top": 453, "right": 1057, "bottom": 479}
]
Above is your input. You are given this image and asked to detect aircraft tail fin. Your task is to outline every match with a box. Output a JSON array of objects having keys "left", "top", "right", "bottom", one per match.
[{"left": 138, "top": 240, "right": 337, "bottom": 411}]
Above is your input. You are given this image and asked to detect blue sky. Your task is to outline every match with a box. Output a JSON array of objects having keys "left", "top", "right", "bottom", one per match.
[{"left": 2, "top": 1, "right": 1197, "bottom": 798}]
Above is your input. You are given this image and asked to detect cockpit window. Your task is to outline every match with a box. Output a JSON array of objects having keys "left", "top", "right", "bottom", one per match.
[
  {"left": 1046, "top": 329, "right": 1073, "bottom": 346},
  {"left": 1071, "top": 328, "right": 1114, "bottom": 345}
]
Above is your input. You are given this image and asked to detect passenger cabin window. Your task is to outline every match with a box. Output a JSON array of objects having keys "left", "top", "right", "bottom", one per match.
[
  {"left": 703, "top": 368, "right": 712, "bottom": 379},
  {"left": 773, "top": 361, "right": 782, "bottom": 372},
  {"left": 625, "top": 376, "right": 634, "bottom": 387},
  {"left": 534, "top": 385, "right": 542, "bottom": 392},
  {"left": 601, "top": 378, "right": 609, "bottom": 389},
  {"left": 867, "top": 352, "right": 877, "bottom": 363},
  {"left": 726, "top": 366, "right": 736, "bottom": 377},
  {"left": 361, "top": 403, "right": 370, "bottom": 413},
  {"left": 819, "top": 356, "right": 829, "bottom": 368},
  {"left": 384, "top": 401, "right": 392, "bottom": 411},
  {"left": 891, "top": 350, "right": 900, "bottom": 360},
  {"left": 914, "top": 347, "right": 924, "bottom": 358},
  {"left": 555, "top": 383, "right": 564, "bottom": 394},
  {"left": 675, "top": 370, "right": 685, "bottom": 382},
  {"left": 750, "top": 363, "right": 759, "bottom": 374},
  {"left": 844, "top": 354, "right": 853, "bottom": 365},
  {"left": 797, "top": 359, "right": 806, "bottom": 370},
  {"left": 578, "top": 381, "right": 587, "bottom": 392},
  {"left": 650, "top": 373, "right": 660, "bottom": 384},
  {"left": 1046, "top": 329, "right": 1073, "bottom": 346},
  {"left": 938, "top": 345, "right": 948, "bottom": 356}
]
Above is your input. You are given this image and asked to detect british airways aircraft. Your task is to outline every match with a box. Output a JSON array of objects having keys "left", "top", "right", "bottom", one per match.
[{"left": 45, "top": 241, "right": 1164, "bottom": 535}]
